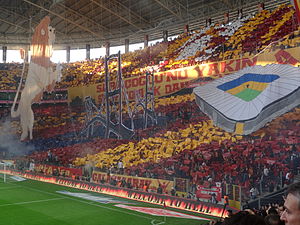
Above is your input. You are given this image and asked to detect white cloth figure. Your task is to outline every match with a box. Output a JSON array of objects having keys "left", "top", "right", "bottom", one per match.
[
  {"left": 117, "top": 161, "right": 123, "bottom": 169},
  {"left": 263, "top": 167, "right": 269, "bottom": 177},
  {"left": 11, "top": 16, "right": 61, "bottom": 141},
  {"left": 250, "top": 187, "right": 259, "bottom": 199}
]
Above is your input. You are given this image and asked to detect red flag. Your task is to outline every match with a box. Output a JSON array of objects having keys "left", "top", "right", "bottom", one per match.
[{"left": 291, "top": 0, "right": 300, "bottom": 24}]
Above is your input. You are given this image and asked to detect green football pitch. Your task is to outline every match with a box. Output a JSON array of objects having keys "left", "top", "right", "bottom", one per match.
[{"left": 0, "top": 175, "right": 215, "bottom": 225}]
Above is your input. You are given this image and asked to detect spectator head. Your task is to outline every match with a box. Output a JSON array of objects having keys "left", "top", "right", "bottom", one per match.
[
  {"left": 227, "top": 209, "right": 233, "bottom": 218},
  {"left": 265, "top": 214, "right": 284, "bottom": 225},
  {"left": 267, "top": 207, "right": 279, "bottom": 215},
  {"left": 280, "top": 182, "right": 300, "bottom": 225},
  {"left": 277, "top": 204, "right": 284, "bottom": 216},
  {"left": 222, "top": 211, "right": 266, "bottom": 225}
]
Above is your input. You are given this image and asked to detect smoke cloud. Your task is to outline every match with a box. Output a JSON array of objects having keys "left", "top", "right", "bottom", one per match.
[{"left": 0, "top": 119, "right": 35, "bottom": 158}]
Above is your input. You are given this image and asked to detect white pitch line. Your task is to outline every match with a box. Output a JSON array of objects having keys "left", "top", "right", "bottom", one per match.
[
  {"left": 0, "top": 180, "right": 24, "bottom": 184},
  {"left": 9, "top": 181, "right": 205, "bottom": 223},
  {"left": 0, "top": 197, "right": 64, "bottom": 207},
  {"left": 0, "top": 186, "right": 21, "bottom": 190},
  {"left": 10, "top": 182, "right": 156, "bottom": 221},
  {"left": 151, "top": 219, "right": 165, "bottom": 225}
]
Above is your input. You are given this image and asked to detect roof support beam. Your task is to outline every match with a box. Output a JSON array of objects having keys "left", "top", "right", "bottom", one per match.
[
  {"left": 0, "top": 6, "right": 66, "bottom": 38},
  {"left": 91, "top": 0, "right": 151, "bottom": 30},
  {"left": 54, "top": 3, "right": 113, "bottom": 36},
  {"left": 22, "top": 0, "right": 105, "bottom": 39},
  {"left": 153, "top": 0, "right": 189, "bottom": 20},
  {"left": 0, "top": 17, "right": 27, "bottom": 32},
  {"left": 220, "top": 0, "right": 233, "bottom": 9}
]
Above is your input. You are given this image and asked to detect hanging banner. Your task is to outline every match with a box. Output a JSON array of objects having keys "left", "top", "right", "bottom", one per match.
[
  {"left": 92, "top": 171, "right": 173, "bottom": 193},
  {"left": 196, "top": 185, "right": 222, "bottom": 202},
  {"left": 68, "top": 48, "right": 300, "bottom": 104},
  {"left": 34, "top": 164, "right": 82, "bottom": 177}
]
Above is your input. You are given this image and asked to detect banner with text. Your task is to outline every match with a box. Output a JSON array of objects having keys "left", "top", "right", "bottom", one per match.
[
  {"left": 35, "top": 164, "right": 82, "bottom": 177},
  {"left": 196, "top": 185, "right": 222, "bottom": 202},
  {"left": 92, "top": 171, "right": 173, "bottom": 193},
  {"left": 68, "top": 48, "right": 300, "bottom": 104}
]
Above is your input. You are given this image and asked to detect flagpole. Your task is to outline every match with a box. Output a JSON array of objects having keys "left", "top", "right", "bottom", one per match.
[
  {"left": 163, "top": 200, "right": 166, "bottom": 223},
  {"left": 291, "top": 0, "right": 300, "bottom": 25}
]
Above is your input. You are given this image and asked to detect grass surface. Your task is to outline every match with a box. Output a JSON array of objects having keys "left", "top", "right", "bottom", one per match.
[
  {"left": 235, "top": 88, "right": 261, "bottom": 101},
  {"left": 0, "top": 175, "right": 214, "bottom": 225}
]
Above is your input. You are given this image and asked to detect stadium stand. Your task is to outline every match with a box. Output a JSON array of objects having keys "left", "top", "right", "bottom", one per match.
[{"left": 0, "top": 1, "right": 299, "bottom": 223}]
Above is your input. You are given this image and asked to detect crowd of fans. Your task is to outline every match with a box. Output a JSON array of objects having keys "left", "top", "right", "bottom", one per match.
[
  {"left": 4, "top": 91, "right": 298, "bottom": 204},
  {"left": 0, "top": 4, "right": 299, "bottom": 92},
  {"left": 71, "top": 103, "right": 299, "bottom": 201},
  {"left": 206, "top": 182, "right": 300, "bottom": 225},
  {"left": 0, "top": 4, "right": 299, "bottom": 221}
]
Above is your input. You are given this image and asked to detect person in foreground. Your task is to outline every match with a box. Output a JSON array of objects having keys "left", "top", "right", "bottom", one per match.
[{"left": 280, "top": 182, "right": 300, "bottom": 225}]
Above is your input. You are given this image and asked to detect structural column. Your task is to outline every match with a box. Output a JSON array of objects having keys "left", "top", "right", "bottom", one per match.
[
  {"left": 163, "top": 30, "right": 168, "bottom": 42},
  {"left": 125, "top": 39, "right": 129, "bottom": 53},
  {"left": 105, "top": 42, "right": 110, "bottom": 56},
  {"left": 86, "top": 44, "right": 90, "bottom": 60},
  {"left": 66, "top": 46, "right": 70, "bottom": 63},
  {"left": 224, "top": 12, "right": 229, "bottom": 24},
  {"left": 238, "top": 9, "right": 243, "bottom": 19},
  {"left": 144, "top": 35, "right": 149, "bottom": 48},
  {"left": 206, "top": 18, "right": 212, "bottom": 27},
  {"left": 24, "top": 46, "right": 29, "bottom": 63},
  {"left": 258, "top": 3, "right": 265, "bottom": 13},
  {"left": 2, "top": 46, "right": 7, "bottom": 63},
  {"left": 184, "top": 24, "right": 189, "bottom": 33}
]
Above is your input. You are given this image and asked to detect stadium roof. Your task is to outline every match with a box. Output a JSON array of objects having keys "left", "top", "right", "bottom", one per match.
[{"left": 0, "top": 0, "right": 290, "bottom": 50}]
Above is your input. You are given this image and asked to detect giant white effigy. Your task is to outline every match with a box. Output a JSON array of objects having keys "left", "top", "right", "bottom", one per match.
[{"left": 11, "top": 16, "right": 61, "bottom": 140}]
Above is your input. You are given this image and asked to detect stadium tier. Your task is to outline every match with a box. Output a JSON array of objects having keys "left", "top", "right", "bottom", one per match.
[{"left": 0, "top": 1, "right": 300, "bottom": 225}]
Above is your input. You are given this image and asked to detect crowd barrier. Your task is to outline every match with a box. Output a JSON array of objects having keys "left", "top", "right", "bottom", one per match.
[{"left": 5, "top": 170, "right": 238, "bottom": 218}]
